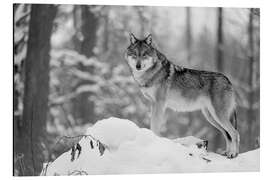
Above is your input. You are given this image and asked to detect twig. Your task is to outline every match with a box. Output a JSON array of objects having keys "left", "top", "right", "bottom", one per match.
[
  {"left": 16, "top": 153, "right": 25, "bottom": 176},
  {"left": 202, "top": 157, "right": 211, "bottom": 163},
  {"left": 42, "top": 133, "right": 108, "bottom": 176}
]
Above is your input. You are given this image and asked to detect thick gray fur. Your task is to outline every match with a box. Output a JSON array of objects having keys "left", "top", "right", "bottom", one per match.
[{"left": 125, "top": 33, "right": 240, "bottom": 158}]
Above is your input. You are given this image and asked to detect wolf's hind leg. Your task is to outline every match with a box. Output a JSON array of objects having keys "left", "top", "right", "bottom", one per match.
[
  {"left": 202, "top": 108, "right": 230, "bottom": 153},
  {"left": 211, "top": 105, "right": 240, "bottom": 158},
  {"left": 207, "top": 104, "right": 239, "bottom": 158},
  {"left": 217, "top": 111, "right": 240, "bottom": 158}
]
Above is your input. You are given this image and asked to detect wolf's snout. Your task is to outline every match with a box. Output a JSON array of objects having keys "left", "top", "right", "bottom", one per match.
[{"left": 136, "top": 63, "right": 141, "bottom": 70}]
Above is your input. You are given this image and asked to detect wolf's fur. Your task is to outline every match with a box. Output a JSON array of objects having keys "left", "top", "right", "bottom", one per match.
[{"left": 125, "top": 33, "right": 240, "bottom": 158}]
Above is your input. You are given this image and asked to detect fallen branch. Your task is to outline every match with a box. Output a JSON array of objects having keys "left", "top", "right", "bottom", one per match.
[{"left": 41, "top": 134, "right": 109, "bottom": 176}]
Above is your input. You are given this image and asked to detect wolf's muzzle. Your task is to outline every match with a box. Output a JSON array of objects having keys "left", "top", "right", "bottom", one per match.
[{"left": 136, "top": 63, "right": 141, "bottom": 70}]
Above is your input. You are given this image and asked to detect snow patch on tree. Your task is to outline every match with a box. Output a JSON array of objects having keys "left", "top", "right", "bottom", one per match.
[{"left": 42, "top": 117, "right": 259, "bottom": 175}]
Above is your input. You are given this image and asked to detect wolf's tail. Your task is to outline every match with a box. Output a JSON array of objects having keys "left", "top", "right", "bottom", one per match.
[{"left": 230, "top": 110, "right": 237, "bottom": 130}]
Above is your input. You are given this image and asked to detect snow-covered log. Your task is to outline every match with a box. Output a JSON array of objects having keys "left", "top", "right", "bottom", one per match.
[{"left": 41, "top": 117, "right": 259, "bottom": 175}]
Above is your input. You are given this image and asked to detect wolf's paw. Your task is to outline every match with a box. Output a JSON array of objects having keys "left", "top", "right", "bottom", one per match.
[
  {"left": 225, "top": 151, "right": 238, "bottom": 159},
  {"left": 219, "top": 150, "right": 238, "bottom": 159}
]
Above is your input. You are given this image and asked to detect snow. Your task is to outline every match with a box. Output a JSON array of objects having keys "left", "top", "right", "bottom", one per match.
[{"left": 42, "top": 117, "right": 259, "bottom": 175}]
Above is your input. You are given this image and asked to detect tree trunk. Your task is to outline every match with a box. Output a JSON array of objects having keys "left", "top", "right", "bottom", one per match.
[
  {"left": 185, "top": 7, "right": 195, "bottom": 130},
  {"left": 137, "top": 6, "right": 146, "bottom": 38},
  {"left": 216, "top": 8, "right": 224, "bottom": 72},
  {"left": 80, "top": 6, "right": 98, "bottom": 57},
  {"left": 186, "top": 7, "right": 192, "bottom": 62},
  {"left": 14, "top": 4, "right": 56, "bottom": 176},
  {"left": 248, "top": 8, "right": 255, "bottom": 149},
  {"left": 103, "top": 11, "right": 109, "bottom": 52},
  {"left": 214, "top": 7, "right": 224, "bottom": 151},
  {"left": 72, "top": 5, "right": 98, "bottom": 124}
]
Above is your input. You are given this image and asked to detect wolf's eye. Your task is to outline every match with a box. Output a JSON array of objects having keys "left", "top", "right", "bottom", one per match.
[
  {"left": 132, "top": 54, "right": 137, "bottom": 58},
  {"left": 142, "top": 54, "right": 147, "bottom": 58}
]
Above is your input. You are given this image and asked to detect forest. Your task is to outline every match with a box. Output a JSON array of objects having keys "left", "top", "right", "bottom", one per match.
[{"left": 13, "top": 4, "right": 260, "bottom": 176}]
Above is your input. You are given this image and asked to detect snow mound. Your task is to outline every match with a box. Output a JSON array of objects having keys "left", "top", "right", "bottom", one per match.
[
  {"left": 42, "top": 117, "right": 260, "bottom": 175},
  {"left": 85, "top": 117, "right": 140, "bottom": 150}
]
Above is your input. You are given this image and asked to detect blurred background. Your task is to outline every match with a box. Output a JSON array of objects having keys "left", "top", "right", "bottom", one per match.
[{"left": 13, "top": 4, "right": 260, "bottom": 175}]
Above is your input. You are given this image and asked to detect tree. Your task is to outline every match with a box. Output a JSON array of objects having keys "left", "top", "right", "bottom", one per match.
[
  {"left": 214, "top": 7, "right": 224, "bottom": 150},
  {"left": 101, "top": 7, "right": 109, "bottom": 53},
  {"left": 137, "top": 6, "right": 146, "bottom": 38},
  {"left": 186, "top": 7, "right": 192, "bottom": 62},
  {"left": 185, "top": 7, "right": 195, "bottom": 131},
  {"left": 247, "top": 8, "right": 256, "bottom": 149},
  {"left": 14, "top": 4, "right": 57, "bottom": 176},
  {"left": 14, "top": 4, "right": 31, "bottom": 144},
  {"left": 216, "top": 7, "right": 224, "bottom": 72},
  {"left": 72, "top": 5, "right": 99, "bottom": 124}
]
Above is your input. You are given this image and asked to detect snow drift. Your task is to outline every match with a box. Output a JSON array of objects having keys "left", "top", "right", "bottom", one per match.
[{"left": 42, "top": 117, "right": 259, "bottom": 175}]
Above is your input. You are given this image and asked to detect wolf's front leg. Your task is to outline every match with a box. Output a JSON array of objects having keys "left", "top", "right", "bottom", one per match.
[{"left": 150, "top": 102, "right": 165, "bottom": 136}]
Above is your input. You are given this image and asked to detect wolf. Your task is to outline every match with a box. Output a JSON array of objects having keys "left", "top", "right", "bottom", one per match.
[{"left": 124, "top": 33, "right": 240, "bottom": 158}]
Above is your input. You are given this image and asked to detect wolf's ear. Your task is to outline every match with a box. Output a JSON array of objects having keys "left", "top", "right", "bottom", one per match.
[
  {"left": 145, "top": 34, "right": 152, "bottom": 45},
  {"left": 129, "top": 33, "right": 137, "bottom": 44}
]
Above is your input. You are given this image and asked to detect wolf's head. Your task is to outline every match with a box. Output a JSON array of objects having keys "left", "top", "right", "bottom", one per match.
[{"left": 125, "top": 33, "right": 157, "bottom": 72}]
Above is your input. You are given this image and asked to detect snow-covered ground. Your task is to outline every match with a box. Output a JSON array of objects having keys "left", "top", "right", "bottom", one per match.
[{"left": 42, "top": 117, "right": 259, "bottom": 175}]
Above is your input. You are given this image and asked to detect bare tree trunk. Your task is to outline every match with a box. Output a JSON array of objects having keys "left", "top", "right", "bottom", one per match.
[
  {"left": 248, "top": 8, "right": 255, "bottom": 149},
  {"left": 80, "top": 6, "right": 98, "bottom": 57},
  {"left": 14, "top": 4, "right": 56, "bottom": 176},
  {"left": 72, "top": 5, "right": 98, "bottom": 124},
  {"left": 186, "top": 7, "right": 192, "bottom": 62},
  {"left": 137, "top": 6, "right": 146, "bottom": 38},
  {"left": 214, "top": 7, "right": 224, "bottom": 151},
  {"left": 103, "top": 10, "right": 109, "bottom": 52},
  {"left": 216, "top": 8, "right": 224, "bottom": 72},
  {"left": 185, "top": 7, "right": 195, "bottom": 129}
]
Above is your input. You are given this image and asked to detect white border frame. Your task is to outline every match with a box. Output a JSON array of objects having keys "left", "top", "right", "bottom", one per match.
[{"left": 2, "top": 0, "right": 269, "bottom": 179}]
